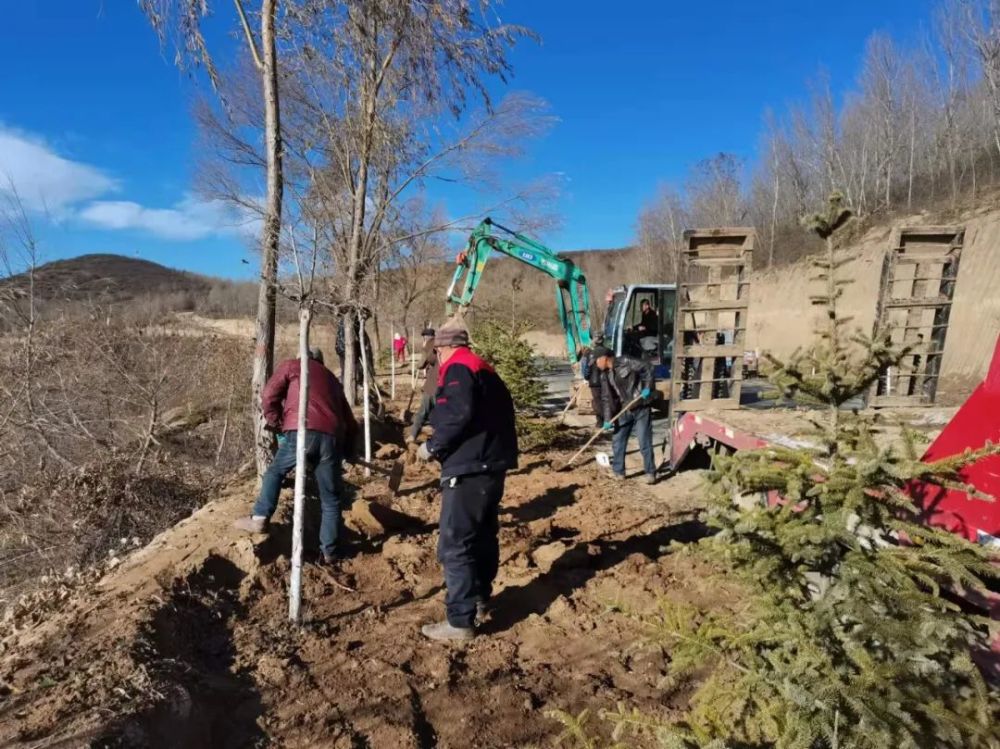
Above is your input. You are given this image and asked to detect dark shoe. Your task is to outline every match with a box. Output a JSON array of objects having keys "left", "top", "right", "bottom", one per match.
[
  {"left": 421, "top": 620, "right": 474, "bottom": 642},
  {"left": 644, "top": 473, "right": 657, "bottom": 486},
  {"left": 233, "top": 516, "right": 267, "bottom": 534},
  {"left": 475, "top": 598, "right": 491, "bottom": 619}
]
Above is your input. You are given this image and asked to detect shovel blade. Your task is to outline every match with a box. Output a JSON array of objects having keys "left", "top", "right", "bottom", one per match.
[{"left": 387, "top": 460, "right": 404, "bottom": 495}]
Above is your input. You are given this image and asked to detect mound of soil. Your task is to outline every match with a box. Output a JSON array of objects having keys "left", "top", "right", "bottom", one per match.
[{"left": 0, "top": 447, "right": 725, "bottom": 748}]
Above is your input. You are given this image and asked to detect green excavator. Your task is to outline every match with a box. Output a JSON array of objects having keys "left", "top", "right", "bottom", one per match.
[{"left": 445, "top": 217, "right": 594, "bottom": 361}]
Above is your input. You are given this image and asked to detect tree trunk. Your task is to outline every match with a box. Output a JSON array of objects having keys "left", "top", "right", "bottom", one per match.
[
  {"left": 251, "top": 0, "right": 284, "bottom": 478},
  {"left": 343, "top": 310, "right": 356, "bottom": 405},
  {"left": 288, "top": 306, "right": 311, "bottom": 623},
  {"left": 359, "top": 313, "right": 372, "bottom": 477},
  {"left": 907, "top": 109, "right": 916, "bottom": 209},
  {"left": 769, "top": 170, "right": 779, "bottom": 267}
]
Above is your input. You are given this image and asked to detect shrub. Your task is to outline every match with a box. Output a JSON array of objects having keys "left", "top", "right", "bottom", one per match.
[
  {"left": 472, "top": 317, "right": 557, "bottom": 452},
  {"left": 472, "top": 318, "right": 546, "bottom": 411}
]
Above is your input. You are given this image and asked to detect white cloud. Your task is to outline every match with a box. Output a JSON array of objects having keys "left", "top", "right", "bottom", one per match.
[
  {"left": 0, "top": 123, "right": 260, "bottom": 242},
  {"left": 78, "top": 195, "right": 261, "bottom": 241},
  {"left": 0, "top": 124, "right": 119, "bottom": 213}
]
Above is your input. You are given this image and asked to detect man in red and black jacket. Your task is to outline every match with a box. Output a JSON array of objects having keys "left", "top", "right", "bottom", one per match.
[
  {"left": 233, "top": 349, "right": 358, "bottom": 563},
  {"left": 416, "top": 321, "right": 518, "bottom": 641}
]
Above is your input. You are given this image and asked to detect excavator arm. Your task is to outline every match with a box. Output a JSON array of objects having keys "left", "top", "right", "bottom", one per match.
[{"left": 446, "top": 218, "right": 593, "bottom": 362}]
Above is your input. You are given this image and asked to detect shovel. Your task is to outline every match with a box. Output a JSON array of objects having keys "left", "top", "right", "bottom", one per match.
[
  {"left": 560, "top": 395, "right": 644, "bottom": 471},
  {"left": 354, "top": 458, "right": 404, "bottom": 496}
]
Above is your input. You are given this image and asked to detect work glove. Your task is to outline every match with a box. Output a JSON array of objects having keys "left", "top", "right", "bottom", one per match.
[
  {"left": 416, "top": 442, "right": 432, "bottom": 462},
  {"left": 640, "top": 387, "right": 651, "bottom": 400},
  {"left": 602, "top": 421, "right": 614, "bottom": 432},
  {"left": 276, "top": 432, "right": 288, "bottom": 446}
]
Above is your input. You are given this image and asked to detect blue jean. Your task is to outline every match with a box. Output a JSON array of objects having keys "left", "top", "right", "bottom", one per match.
[
  {"left": 252, "top": 430, "right": 343, "bottom": 556},
  {"left": 437, "top": 471, "right": 506, "bottom": 628},
  {"left": 611, "top": 406, "right": 655, "bottom": 477}
]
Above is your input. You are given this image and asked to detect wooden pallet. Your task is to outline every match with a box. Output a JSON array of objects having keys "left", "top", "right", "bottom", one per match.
[
  {"left": 868, "top": 226, "right": 964, "bottom": 407},
  {"left": 671, "top": 227, "right": 755, "bottom": 412}
]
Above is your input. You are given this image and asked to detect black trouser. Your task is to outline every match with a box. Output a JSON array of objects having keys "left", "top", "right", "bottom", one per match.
[
  {"left": 411, "top": 393, "right": 435, "bottom": 440},
  {"left": 437, "top": 471, "right": 506, "bottom": 628}
]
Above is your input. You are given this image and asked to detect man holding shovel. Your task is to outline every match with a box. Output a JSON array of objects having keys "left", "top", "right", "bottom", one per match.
[
  {"left": 592, "top": 346, "right": 657, "bottom": 484},
  {"left": 407, "top": 327, "right": 438, "bottom": 443},
  {"left": 416, "top": 320, "right": 518, "bottom": 642}
]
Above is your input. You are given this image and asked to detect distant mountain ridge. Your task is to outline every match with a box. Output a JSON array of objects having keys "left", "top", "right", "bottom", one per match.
[{"left": 2, "top": 254, "right": 212, "bottom": 303}]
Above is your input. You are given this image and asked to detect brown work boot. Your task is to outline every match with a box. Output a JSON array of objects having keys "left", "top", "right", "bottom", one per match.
[
  {"left": 644, "top": 473, "right": 658, "bottom": 486},
  {"left": 232, "top": 515, "right": 267, "bottom": 534},
  {"left": 609, "top": 472, "right": 626, "bottom": 482},
  {"left": 421, "top": 620, "right": 474, "bottom": 642}
]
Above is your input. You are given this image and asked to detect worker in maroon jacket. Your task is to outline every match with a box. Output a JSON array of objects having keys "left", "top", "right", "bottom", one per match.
[
  {"left": 416, "top": 320, "right": 518, "bottom": 641},
  {"left": 233, "top": 348, "right": 358, "bottom": 563}
]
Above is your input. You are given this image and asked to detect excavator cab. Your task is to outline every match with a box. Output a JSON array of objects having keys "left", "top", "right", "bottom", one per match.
[{"left": 604, "top": 284, "right": 677, "bottom": 379}]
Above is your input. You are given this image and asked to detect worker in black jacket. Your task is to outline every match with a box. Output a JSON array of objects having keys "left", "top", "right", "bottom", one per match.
[
  {"left": 592, "top": 346, "right": 657, "bottom": 484},
  {"left": 578, "top": 334, "right": 607, "bottom": 427},
  {"left": 416, "top": 320, "right": 518, "bottom": 641}
]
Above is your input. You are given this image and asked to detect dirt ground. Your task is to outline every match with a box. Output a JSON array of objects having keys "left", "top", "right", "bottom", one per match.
[{"left": 0, "top": 418, "right": 729, "bottom": 748}]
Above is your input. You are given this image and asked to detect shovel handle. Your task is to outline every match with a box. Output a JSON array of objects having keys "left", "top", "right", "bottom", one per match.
[
  {"left": 561, "top": 395, "right": 644, "bottom": 470},
  {"left": 353, "top": 458, "right": 392, "bottom": 477}
]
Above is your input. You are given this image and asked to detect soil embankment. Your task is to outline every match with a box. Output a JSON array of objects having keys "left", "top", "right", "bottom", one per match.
[{"left": 749, "top": 204, "right": 1000, "bottom": 404}]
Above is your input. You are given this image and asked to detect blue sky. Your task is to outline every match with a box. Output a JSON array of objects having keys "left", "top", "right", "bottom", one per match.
[{"left": 0, "top": 0, "right": 937, "bottom": 279}]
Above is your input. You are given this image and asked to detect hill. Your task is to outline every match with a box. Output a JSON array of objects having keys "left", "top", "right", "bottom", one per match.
[{"left": 2, "top": 253, "right": 211, "bottom": 303}]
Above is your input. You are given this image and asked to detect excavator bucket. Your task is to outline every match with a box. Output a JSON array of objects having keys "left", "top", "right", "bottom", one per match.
[{"left": 908, "top": 333, "right": 1000, "bottom": 545}]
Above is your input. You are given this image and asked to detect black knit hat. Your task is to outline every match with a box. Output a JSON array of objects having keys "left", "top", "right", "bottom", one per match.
[{"left": 591, "top": 346, "right": 613, "bottom": 359}]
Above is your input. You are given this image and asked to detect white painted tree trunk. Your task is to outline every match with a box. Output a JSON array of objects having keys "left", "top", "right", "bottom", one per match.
[
  {"left": 288, "top": 306, "right": 311, "bottom": 624},
  {"left": 359, "top": 314, "right": 372, "bottom": 478},
  {"left": 410, "top": 327, "right": 417, "bottom": 390},
  {"left": 390, "top": 322, "right": 396, "bottom": 400}
]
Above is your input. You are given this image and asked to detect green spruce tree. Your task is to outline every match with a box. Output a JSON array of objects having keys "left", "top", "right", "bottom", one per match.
[
  {"left": 472, "top": 317, "right": 556, "bottom": 450},
  {"left": 557, "top": 194, "right": 1000, "bottom": 749}
]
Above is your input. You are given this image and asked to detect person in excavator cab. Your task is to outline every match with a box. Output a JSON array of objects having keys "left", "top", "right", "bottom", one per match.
[{"left": 635, "top": 299, "right": 659, "bottom": 359}]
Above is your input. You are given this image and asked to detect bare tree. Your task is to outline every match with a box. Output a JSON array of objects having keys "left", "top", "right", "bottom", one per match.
[
  {"left": 282, "top": 0, "right": 538, "bottom": 403},
  {"left": 959, "top": 0, "right": 1000, "bottom": 158},
  {"left": 859, "top": 34, "right": 903, "bottom": 210},
  {"left": 139, "top": 0, "right": 284, "bottom": 477},
  {"left": 636, "top": 186, "right": 687, "bottom": 280},
  {"left": 686, "top": 153, "right": 746, "bottom": 226}
]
